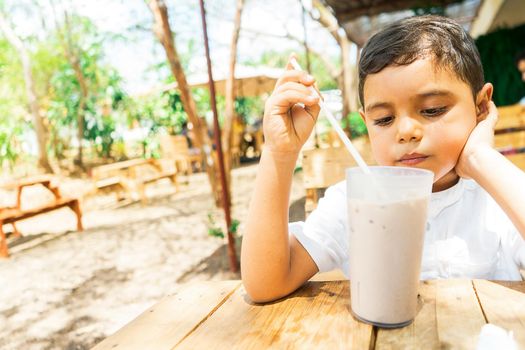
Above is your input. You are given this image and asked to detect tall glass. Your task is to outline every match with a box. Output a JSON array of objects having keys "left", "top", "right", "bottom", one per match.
[{"left": 347, "top": 166, "right": 433, "bottom": 328}]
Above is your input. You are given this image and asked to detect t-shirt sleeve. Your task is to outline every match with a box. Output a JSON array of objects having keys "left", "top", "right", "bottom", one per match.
[
  {"left": 487, "top": 196, "right": 525, "bottom": 272},
  {"left": 504, "top": 224, "right": 525, "bottom": 270},
  {"left": 288, "top": 181, "right": 349, "bottom": 276}
]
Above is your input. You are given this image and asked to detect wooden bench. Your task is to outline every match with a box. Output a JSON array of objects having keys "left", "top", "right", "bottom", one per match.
[
  {"left": 133, "top": 158, "right": 178, "bottom": 203},
  {"left": 0, "top": 175, "right": 83, "bottom": 258},
  {"left": 495, "top": 104, "right": 525, "bottom": 170},
  {"left": 301, "top": 136, "right": 376, "bottom": 216},
  {"left": 91, "top": 158, "right": 178, "bottom": 203},
  {"left": 160, "top": 135, "right": 204, "bottom": 175}
]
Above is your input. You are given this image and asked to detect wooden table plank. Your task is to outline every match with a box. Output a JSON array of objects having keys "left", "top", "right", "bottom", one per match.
[
  {"left": 92, "top": 280, "right": 241, "bottom": 350},
  {"left": 435, "top": 279, "right": 486, "bottom": 349},
  {"left": 493, "top": 280, "right": 525, "bottom": 294},
  {"left": 375, "top": 280, "right": 439, "bottom": 350},
  {"left": 95, "top": 280, "right": 525, "bottom": 350},
  {"left": 473, "top": 280, "right": 525, "bottom": 346},
  {"left": 176, "top": 281, "right": 373, "bottom": 349}
]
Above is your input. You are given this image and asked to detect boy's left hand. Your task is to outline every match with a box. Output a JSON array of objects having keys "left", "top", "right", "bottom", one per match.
[{"left": 455, "top": 101, "right": 499, "bottom": 179}]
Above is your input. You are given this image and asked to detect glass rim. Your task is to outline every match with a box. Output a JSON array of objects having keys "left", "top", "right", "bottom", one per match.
[{"left": 346, "top": 166, "right": 434, "bottom": 178}]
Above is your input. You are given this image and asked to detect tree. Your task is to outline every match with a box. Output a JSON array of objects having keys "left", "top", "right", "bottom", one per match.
[
  {"left": 222, "top": 0, "right": 244, "bottom": 195},
  {"left": 310, "top": 0, "right": 359, "bottom": 121},
  {"left": 49, "top": 1, "right": 89, "bottom": 168},
  {"left": 0, "top": 11, "right": 53, "bottom": 172},
  {"left": 63, "top": 10, "right": 88, "bottom": 167},
  {"left": 147, "top": 0, "right": 221, "bottom": 202}
]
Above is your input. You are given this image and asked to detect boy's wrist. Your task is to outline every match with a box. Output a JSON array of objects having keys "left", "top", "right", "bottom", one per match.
[
  {"left": 463, "top": 146, "right": 501, "bottom": 180},
  {"left": 261, "top": 145, "right": 301, "bottom": 163}
]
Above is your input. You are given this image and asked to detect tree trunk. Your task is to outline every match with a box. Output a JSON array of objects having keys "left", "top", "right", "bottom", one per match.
[
  {"left": 311, "top": 0, "right": 359, "bottom": 133},
  {"left": 147, "top": 0, "right": 219, "bottom": 202},
  {"left": 62, "top": 11, "right": 87, "bottom": 168},
  {"left": 222, "top": 0, "right": 244, "bottom": 199},
  {"left": 0, "top": 13, "right": 53, "bottom": 173},
  {"left": 341, "top": 34, "right": 352, "bottom": 120},
  {"left": 353, "top": 46, "right": 361, "bottom": 111},
  {"left": 301, "top": 2, "right": 311, "bottom": 73}
]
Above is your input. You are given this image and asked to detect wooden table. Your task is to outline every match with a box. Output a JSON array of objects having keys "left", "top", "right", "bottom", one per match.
[
  {"left": 92, "top": 279, "right": 525, "bottom": 349},
  {"left": 0, "top": 174, "right": 58, "bottom": 207},
  {"left": 91, "top": 158, "right": 177, "bottom": 203},
  {"left": 0, "top": 175, "right": 83, "bottom": 257}
]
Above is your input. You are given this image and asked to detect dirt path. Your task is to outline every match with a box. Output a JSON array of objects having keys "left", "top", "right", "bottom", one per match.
[{"left": 0, "top": 163, "right": 306, "bottom": 350}]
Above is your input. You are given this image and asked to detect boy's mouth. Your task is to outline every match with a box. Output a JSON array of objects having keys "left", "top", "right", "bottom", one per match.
[{"left": 398, "top": 153, "right": 428, "bottom": 165}]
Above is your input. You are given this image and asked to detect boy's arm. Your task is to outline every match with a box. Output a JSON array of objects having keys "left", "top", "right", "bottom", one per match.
[
  {"left": 464, "top": 148, "right": 525, "bottom": 238},
  {"left": 241, "top": 149, "right": 318, "bottom": 303},
  {"left": 241, "top": 57, "right": 321, "bottom": 303},
  {"left": 458, "top": 101, "right": 525, "bottom": 238}
]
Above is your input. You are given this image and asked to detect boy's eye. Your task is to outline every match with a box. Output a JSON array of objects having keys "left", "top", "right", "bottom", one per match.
[
  {"left": 421, "top": 106, "right": 447, "bottom": 117},
  {"left": 373, "top": 116, "right": 394, "bottom": 126}
]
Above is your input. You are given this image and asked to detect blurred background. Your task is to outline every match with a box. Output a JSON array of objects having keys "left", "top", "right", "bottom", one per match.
[{"left": 0, "top": 0, "right": 524, "bottom": 349}]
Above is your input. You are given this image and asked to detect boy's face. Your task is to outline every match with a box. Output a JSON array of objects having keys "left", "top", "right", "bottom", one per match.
[{"left": 360, "top": 57, "right": 478, "bottom": 192}]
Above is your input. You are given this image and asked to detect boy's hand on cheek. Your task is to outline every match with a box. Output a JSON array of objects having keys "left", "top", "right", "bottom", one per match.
[{"left": 456, "top": 101, "right": 498, "bottom": 179}]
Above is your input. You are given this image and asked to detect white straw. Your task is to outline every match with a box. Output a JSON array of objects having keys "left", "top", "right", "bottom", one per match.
[{"left": 290, "top": 58, "right": 371, "bottom": 174}]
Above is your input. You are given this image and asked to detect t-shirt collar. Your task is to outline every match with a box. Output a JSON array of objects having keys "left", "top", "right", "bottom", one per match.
[{"left": 428, "top": 178, "right": 465, "bottom": 218}]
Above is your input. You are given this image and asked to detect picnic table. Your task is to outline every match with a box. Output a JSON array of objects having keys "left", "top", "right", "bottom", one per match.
[
  {"left": 0, "top": 174, "right": 83, "bottom": 257},
  {"left": 91, "top": 158, "right": 177, "bottom": 203},
  {"left": 92, "top": 279, "right": 525, "bottom": 349}
]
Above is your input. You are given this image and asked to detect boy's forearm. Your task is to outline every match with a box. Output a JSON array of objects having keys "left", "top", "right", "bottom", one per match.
[
  {"left": 468, "top": 147, "right": 525, "bottom": 238},
  {"left": 242, "top": 148, "right": 298, "bottom": 299}
]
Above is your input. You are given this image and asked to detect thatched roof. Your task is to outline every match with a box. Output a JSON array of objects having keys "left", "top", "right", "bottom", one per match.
[{"left": 320, "top": 0, "right": 481, "bottom": 46}]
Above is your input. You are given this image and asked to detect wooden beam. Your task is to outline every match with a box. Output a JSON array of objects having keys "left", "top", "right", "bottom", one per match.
[{"left": 469, "top": 0, "right": 505, "bottom": 38}]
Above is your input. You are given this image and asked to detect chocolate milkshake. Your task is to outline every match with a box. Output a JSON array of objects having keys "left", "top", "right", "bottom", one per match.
[{"left": 346, "top": 166, "right": 433, "bottom": 328}]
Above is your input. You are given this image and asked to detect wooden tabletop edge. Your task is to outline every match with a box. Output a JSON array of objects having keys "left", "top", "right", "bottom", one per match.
[{"left": 172, "top": 281, "right": 243, "bottom": 349}]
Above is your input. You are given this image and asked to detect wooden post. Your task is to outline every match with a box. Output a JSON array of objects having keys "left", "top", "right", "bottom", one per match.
[
  {"left": 300, "top": 1, "right": 318, "bottom": 148},
  {"left": 223, "top": 0, "right": 244, "bottom": 203},
  {"left": 147, "top": 0, "right": 220, "bottom": 205},
  {"left": 301, "top": 2, "right": 311, "bottom": 73},
  {"left": 0, "top": 223, "right": 8, "bottom": 258},
  {"left": 199, "top": 0, "right": 239, "bottom": 273}
]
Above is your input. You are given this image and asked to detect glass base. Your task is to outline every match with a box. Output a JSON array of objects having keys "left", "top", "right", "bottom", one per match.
[{"left": 351, "top": 310, "right": 414, "bottom": 329}]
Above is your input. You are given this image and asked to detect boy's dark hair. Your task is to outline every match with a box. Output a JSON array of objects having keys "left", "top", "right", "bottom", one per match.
[
  {"left": 358, "top": 15, "right": 484, "bottom": 106},
  {"left": 515, "top": 49, "right": 525, "bottom": 66}
]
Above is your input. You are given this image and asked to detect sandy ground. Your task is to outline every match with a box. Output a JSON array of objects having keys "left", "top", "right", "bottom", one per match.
[{"left": 0, "top": 163, "right": 306, "bottom": 350}]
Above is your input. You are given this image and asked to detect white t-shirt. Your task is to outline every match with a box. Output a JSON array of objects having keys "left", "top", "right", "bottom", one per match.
[{"left": 290, "top": 178, "right": 525, "bottom": 281}]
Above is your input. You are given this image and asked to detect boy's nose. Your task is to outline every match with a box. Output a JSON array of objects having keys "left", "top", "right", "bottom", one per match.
[{"left": 396, "top": 116, "right": 423, "bottom": 143}]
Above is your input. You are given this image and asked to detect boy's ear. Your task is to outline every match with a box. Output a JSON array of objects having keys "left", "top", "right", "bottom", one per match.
[
  {"left": 475, "top": 83, "right": 493, "bottom": 121},
  {"left": 359, "top": 108, "right": 366, "bottom": 123}
]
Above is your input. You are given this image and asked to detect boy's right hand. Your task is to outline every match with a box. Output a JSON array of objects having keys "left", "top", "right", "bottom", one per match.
[{"left": 263, "top": 56, "right": 321, "bottom": 155}]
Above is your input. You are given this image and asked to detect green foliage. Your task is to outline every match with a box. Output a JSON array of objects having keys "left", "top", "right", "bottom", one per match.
[
  {"left": 129, "top": 89, "right": 190, "bottom": 158},
  {"left": 476, "top": 24, "right": 525, "bottom": 106},
  {"left": 0, "top": 39, "right": 28, "bottom": 167},
  {"left": 45, "top": 15, "right": 128, "bottom": 159},
  {"left": 341, "top": 111, "right": 368, "bottom": 138},
  {"left": 412, "top": 5, "right": 446, "bottom": 16},
  {"left": 229, "top": 219, "right": 240, "bottom": 234},
  {"left": 193, "top": 87, "right": 226, "bottom": 125},
  {"left": 235, "top": 96, "right": 264, "bottom": 126},
  {"left": 207, "top": 213, "right": 240, "bottom": 239},
  {"left": 0, "top": 115, "right": 25, "bottom": 168}
]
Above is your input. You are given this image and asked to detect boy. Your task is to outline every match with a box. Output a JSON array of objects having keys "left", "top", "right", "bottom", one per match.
[{"left": 241, "top": 15, "right": 525, "bottom": 303}]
